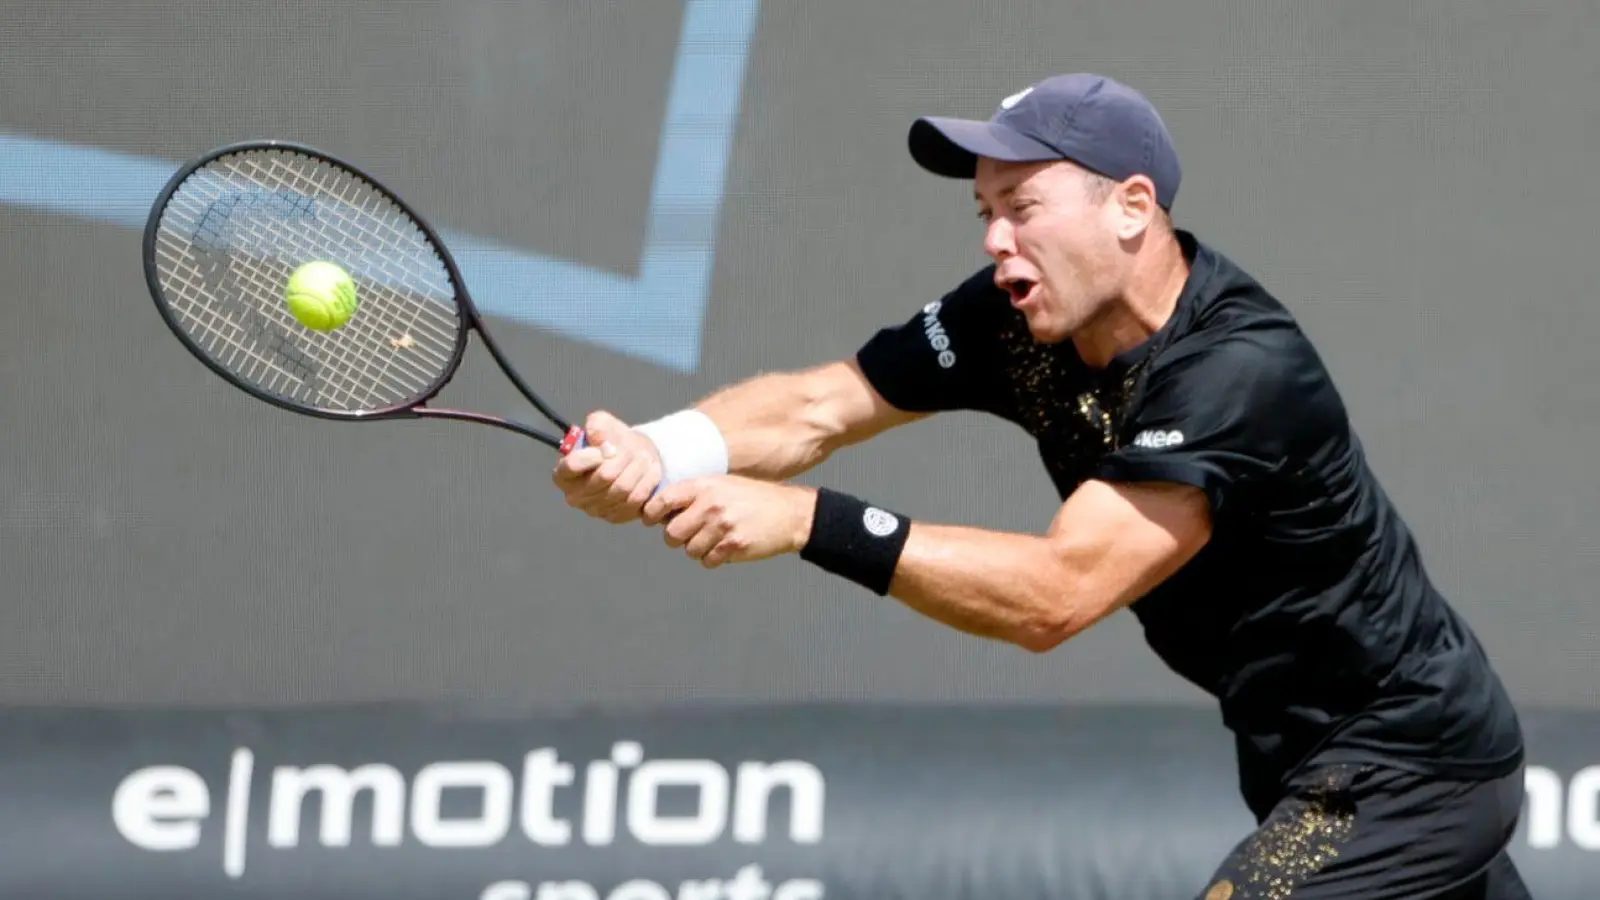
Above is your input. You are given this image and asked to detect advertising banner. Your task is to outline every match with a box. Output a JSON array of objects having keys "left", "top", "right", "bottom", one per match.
[{"left": 0, "top": 704, "right": 1590, "bottom": 899}]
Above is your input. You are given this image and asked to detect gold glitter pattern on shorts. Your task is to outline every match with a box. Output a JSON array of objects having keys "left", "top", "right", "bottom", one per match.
[{"left": 1228, "top": 767, "right": 1360, "bottom": 899}]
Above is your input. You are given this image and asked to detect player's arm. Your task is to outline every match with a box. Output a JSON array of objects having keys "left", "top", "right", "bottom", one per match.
[
  {"left": 554, "top": 360, "right": 921, "bottom": 522},
  {"left": 873, "top": 479, "right": 1210, "bottom": 650},
  {"left": 639, "top": 264, "right": 1004, "bottom": 484},
  {"left": 692, "top": 267, "right": 1007, "bottom": 480},
  {"left": 556, "top": 266, "right": 1006, "bottom": 522},
  {"left": 692, "top": 358, "right": 925, "bottom": 481},
  {"left": 649, "top": 329, "right": 1310, "bottom": 651},
  {"left": 643, "top": 472, "right": 1211, "bottom": 650},
  {"left": 780, "top": 331, "right": 1310, "bottom": 649}
]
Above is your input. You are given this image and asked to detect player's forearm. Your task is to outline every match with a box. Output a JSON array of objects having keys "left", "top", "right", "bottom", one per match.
[
  {"left": 692, "top": 371, "right": 838, "bottom": 479},
  {"left": 691, "top": 361, "right": 909, "bottom": 481},
  {"left": 886, "top": 524, "right": 1094, "bottom": 652},
  {"left": 790, "top": 481, "right": 1200, "bottom": 650}
]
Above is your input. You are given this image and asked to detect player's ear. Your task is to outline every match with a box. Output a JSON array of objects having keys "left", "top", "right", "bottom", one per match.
[{"left": 1115, "top": 176, "right": 1159, "bottom": 241}]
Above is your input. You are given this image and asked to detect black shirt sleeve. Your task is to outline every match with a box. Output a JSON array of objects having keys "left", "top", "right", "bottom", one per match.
[
  {"left": 854, "top": 266, "right": 1010, "bottom": 415},
  {"left": 1095, "top": 328, "right": 1332, "bottom": 515}
]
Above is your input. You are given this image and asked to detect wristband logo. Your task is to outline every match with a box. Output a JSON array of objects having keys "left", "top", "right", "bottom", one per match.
[{"left": 862, "top": 507, "right": 899, "bottom": 537}]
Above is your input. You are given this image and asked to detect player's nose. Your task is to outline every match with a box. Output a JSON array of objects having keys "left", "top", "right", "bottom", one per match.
[{"left": 983, "top": 216, "right": 1016, "bottom": 261}]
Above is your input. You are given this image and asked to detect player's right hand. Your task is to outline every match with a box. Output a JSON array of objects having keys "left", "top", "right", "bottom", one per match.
[{"left": 551, "top": 410, "right": 665, "bottom": 524}]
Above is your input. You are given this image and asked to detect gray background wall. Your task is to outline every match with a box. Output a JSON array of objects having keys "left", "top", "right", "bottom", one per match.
[{"left": 1, "top": 0, "right": 1596, "bottom": 711}]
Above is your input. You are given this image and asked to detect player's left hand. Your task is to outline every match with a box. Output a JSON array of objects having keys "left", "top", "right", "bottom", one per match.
[{"left": 641, "top": 476, "right": 816, "bottom": 568}]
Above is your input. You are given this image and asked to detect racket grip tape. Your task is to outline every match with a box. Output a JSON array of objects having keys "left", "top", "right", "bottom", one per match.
[{"left": 560, "top": 425, "right": 588, "bottom": 455}]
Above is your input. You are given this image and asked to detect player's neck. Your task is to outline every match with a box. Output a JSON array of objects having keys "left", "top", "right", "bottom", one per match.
[{"left": 1073, "top": 230, "right": 1190, "bottom": 369}]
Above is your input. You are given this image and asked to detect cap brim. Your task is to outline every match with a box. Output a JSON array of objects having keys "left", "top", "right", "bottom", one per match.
[{"left": 908, "top": 116, "right": 1063, "bottom": 179}]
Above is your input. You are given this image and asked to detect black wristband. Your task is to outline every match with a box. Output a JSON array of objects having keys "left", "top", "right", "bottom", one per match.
[{"left": 799, "top": 487, "right": 910, "bottom": 595}]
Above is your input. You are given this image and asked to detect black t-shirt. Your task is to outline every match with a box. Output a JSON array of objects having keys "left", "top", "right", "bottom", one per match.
[{"left": 855, "top": 230, "right": 1525, "bottom": 817}]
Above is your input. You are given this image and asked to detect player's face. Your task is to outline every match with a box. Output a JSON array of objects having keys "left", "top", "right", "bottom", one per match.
[{"left": 974, "top": 158, "right": 1124, "bottom": 343}]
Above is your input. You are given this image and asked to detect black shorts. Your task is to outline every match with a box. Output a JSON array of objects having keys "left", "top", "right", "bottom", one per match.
[{"left": 1197, "top": 762, "right": 1530, "bottom": 900}]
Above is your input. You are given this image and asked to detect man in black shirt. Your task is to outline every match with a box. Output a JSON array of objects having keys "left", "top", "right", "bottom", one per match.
[{"left": 553, "top": 73, "right": 1530, "bottom": 898}]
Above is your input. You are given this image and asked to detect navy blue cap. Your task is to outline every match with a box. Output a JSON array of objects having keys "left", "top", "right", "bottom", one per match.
[{"left": 908, "top": 73, "right": 1182, "bottom": 209}]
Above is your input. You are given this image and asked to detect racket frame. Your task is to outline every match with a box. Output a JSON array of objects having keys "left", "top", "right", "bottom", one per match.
[{"left": 142, "top": 139, "right": 585, "bottom": 454}]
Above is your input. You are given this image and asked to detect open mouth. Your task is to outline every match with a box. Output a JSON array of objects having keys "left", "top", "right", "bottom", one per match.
[{"left": 999, "top": 276, "right": 1038, "bottom": 307}]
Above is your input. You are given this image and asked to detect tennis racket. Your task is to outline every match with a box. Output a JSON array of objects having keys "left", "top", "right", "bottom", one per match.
[{"left": 141, "top": 139, "right": 588, "bottom": 455}]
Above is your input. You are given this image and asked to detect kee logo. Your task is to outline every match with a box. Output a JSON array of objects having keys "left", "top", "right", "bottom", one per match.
[
  {"left": 1132, "top": 429, "right": 1184, "bottom": 450},
  {"left": 921, "top": 301, "right": 956, "bottom": 369}
]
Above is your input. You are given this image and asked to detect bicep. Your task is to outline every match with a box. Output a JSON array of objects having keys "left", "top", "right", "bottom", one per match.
[
  {"left": 693, "top": 358, "right": 926, "bottom": 458},
  {"left": 1045, "top": 478, "right": 1213, "bottom": 625},
  {"left": 810, "top": 358, "right": 929, "bottom": 450}
]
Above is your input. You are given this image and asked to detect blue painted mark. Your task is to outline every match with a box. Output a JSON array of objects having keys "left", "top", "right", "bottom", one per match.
[{"left": 0, "top": 0, "right": 760, "bottom": 373}]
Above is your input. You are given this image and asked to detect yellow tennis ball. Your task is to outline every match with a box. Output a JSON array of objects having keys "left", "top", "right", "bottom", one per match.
[{"left": 285, "top": 261, "right": 358, "bottom": 331}]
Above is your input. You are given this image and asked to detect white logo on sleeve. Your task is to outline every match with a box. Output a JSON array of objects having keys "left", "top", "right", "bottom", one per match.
[
  {"left": 920, "top": 301, "right": 956, "bottom": 369},
  {"left": 1132, "top": 429, "right": 1185, "bottom": 449},
  {"left": 862, "top": 507, "right": 900, "bottom": 537}
]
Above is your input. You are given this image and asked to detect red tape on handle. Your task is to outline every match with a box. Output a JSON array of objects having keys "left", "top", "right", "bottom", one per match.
[{"left": 559, "top": 425, "right": 587, "bottom": 456}]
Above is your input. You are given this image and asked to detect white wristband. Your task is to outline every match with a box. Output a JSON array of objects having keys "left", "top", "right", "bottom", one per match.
[{"left": 633, "top": 409, "right": 730, "bottom": 487}]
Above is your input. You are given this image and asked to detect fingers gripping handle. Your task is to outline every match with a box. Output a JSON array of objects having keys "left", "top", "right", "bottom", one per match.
[
  {"left": 554, "top": 423, "right": 671, "bottom": 517},
  {"left": 559, "top": 425, "right": 588, "bottom": 455}
]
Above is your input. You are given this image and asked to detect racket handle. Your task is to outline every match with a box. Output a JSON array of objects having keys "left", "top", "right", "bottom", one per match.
[{"left": 559, "top": 425, "right": 588, "bottom": 455}]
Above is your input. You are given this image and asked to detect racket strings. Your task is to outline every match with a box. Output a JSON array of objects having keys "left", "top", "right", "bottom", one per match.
[
  {"left": 217, "top": 153, "right": 457, "bottom": 407},
  {"left": 151, "top": 148, "right": 463, "bottom": 413},
  {"left": 158, "top": 195, "right": 407, "bottom": 410},
  {"left": 166, "top": 210, "right": 438, "bottom": 412},
  {"left": 222, "top": 162, "right": 413, "bottom": 408},
  {"left": 157, "top": 181, "right": 451, "bottom": 412},
  {"left": 231, "top": 154, "right": 456, "bottom": 404},
  {"left": 215, "top": 166, "right": 443, "bottom": 410}
]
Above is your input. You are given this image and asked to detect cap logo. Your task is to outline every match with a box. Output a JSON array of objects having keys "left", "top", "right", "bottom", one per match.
[{"left": 999, "top": 86, "right": 1034, "bottom": 110}]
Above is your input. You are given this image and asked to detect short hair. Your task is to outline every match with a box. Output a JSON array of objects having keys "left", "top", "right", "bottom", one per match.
[
  {"left": 1082, "top": 169, "right": 1172, "bottom": 231},
  {"left": 1082, "top": 171, "right": 1116, "bottom": 204}
]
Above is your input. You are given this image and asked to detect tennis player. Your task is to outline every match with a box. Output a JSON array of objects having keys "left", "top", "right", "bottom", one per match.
[{"left": 553, "top": 73, "right": 1530, "bottom": 899}]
